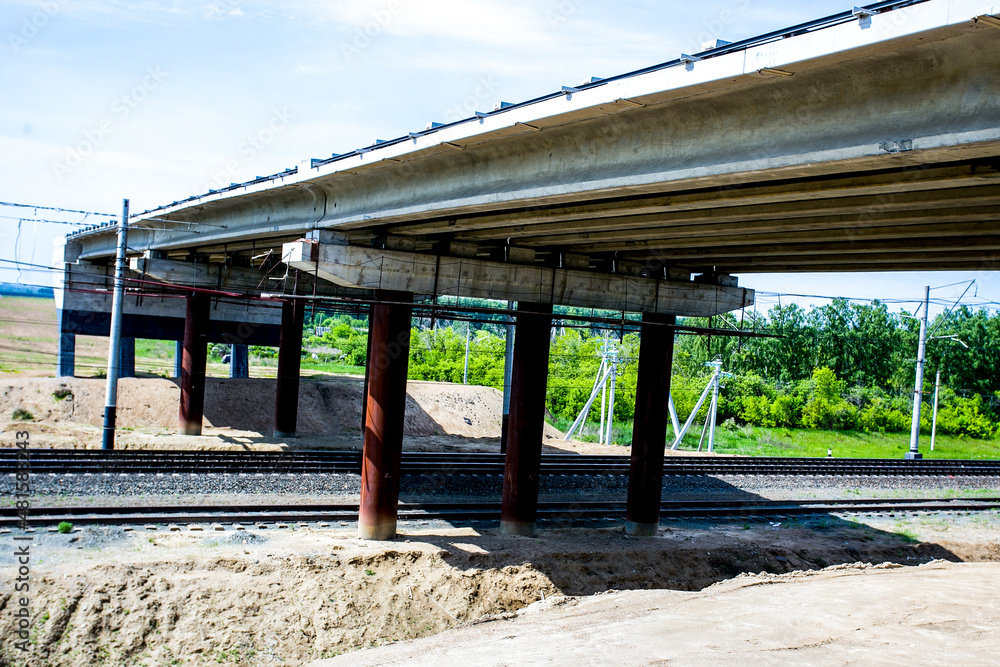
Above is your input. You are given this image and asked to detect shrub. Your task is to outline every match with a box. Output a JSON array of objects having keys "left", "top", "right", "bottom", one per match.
[
  {"left": 769, "top": 395, "right": 800, "bottom": 427},
  {"left": 932, "top": 394, "right": 994, "bottom": 438},
  {"left": 859, "top": 400, "right": 909, "bottom": 433},
  {"left": 57, "top": 521, "right": 73, "bottom": 534},
  {"left": 12, "top": 408, "right": 33, "bottom": 421},
  {"left": 738, "top": 395, "right": 774, "bottom": 427}
]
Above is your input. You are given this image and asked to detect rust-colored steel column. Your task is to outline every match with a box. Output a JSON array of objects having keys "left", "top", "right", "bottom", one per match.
[
  {"left": 358, "top": 292, "right": 413, "bottom": 540},
  {"left": 626, "top": 313, "right": 676, "bottom": 536},
  {"left": 361, "top": 304, "right": 374, "bottom": 433},
  {"left": 273, "top": 299, "right": 305, "bottom": 438},
  {"left": 179, "top": 295, "right": 210, "bottom": 436},
  {"left": 500, "top": 301, "right": 553, "bottom": 536}
]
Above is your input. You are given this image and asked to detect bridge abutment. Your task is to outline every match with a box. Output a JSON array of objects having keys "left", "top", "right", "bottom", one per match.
[
  {"left": 273, "top": 300, "right": 304, "bottom": 438},
  {"left": 626, "top": 313, "right": 677, "bottom": 536},
  {"left": 501, "top": 301, "right": 553, "bottom": 537},
  {"left": 358, "top": 292, "right": 413, "bottom": 541},
  {"left": 179, "top": 295, "right": 210, "bottom": 436}
]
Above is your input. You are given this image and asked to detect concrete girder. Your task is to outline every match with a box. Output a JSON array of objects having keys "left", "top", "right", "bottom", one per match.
[
  {"left": 702, "top": 250, "right": 1000, "bottom": 270},
  {"left": 645, "top": 234, "right": 1000, "bottom": 261},
  {"left": 390, "top": 162, "right": 1000, "bottom": 238},
  {"left": 503, "top": 186, "right": 1000, "bottom": 248},
  {"left": 283, "top": 240, "right": 753, "bottom": 317},
  {"left": 575, "top": 216, "right": 1000, "bottom": 254}
]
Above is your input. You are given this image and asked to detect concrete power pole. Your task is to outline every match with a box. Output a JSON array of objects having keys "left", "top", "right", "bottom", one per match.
[
  {"left": 906, "top": 285, "right": 930, "bottom": 460},
  {"left": 463, "top": 324, "right": 471, "bottom": 384},
  {"left": 102, "top": 199, "right": 129, "bottom": 450},
  {"left": 929, "top": 369, "right": 941, "bottom": 453}
]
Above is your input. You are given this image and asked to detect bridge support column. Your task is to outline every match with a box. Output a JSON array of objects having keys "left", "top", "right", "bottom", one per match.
[
  {"left": 501, "top": 302, "right": 553, "bottom": 536},
  {"left": 273, "top": 301, "right": 304, "bottom": 438},
  {"left": 626, "top": 313, "right": 676, "bottom": 536},
  {"left": 230, "top": 344, "right": 249, "bottom": 378},
  {"left": 500, "top": 309, "right": 514, "bottom": 453},
  {"left": 359, "top": 292, "right": 413, "bottom": 540},
  {"left": 179, "top": 295, "right": 210, "bottom": 436},
  {"left": 56, "top": 309, "right": 75, "bottom": 377},
  {"left": 119, "top": 337, "right": 135, "bottom": 378},
  {"left": 174, "top": 340, "right": 183, "bottom": 378}
]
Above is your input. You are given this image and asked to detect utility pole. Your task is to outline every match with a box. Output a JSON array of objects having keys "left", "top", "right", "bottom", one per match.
[
  {"left": 930, "top": 369, "right": 941, "bottom": 453},
  {"left": 102, "top": 199, "right": 129, "bottom": 450},
  {"left": 906, "top": 285, "right": 930, "bottom": 460},
  {"left": 604, "top": 347, "right": 618, "bottom": 445},
  {"left": 463, "top": 324, "right": 471, "bottom": 384}
]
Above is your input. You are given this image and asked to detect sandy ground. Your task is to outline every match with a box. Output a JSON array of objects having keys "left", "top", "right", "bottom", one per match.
[
  {"left": 316, "top": 561, "right": 1000, "bottom": 667},
  {"left": 1, "top": 512, "right": 998, "bottom": 666}
]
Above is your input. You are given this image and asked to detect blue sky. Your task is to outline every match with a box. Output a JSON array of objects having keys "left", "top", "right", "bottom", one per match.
[{"left": 1, "top": 0, "right": 996, "bottom": 315}]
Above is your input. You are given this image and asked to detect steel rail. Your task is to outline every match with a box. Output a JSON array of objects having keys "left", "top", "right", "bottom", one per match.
[
  {"left": 3, "top": 449, "right": 1000, "bottom": 476},
  {"left": 3, "top": 497, "right": 997, "bottom": 528}
]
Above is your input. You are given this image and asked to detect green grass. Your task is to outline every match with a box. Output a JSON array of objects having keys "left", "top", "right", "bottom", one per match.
[
  {"left": 547, "top": 416, "right": 1000, "bottom": 459},
  {"left": 702, "top": 425, "right": 1000, "bottom": 459},
  {"left": 134, "top": 338, "right": 176, "bottom": 360},
  {"left": 300, "top": 360, "right": 365, "bottom": 377}
]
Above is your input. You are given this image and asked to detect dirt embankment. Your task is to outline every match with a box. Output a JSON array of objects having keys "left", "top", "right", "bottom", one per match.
[
  {"left": 315, "top": 560, "right": 1000, "bottom": 667},
  {"left": 2, "top": 521, "right": 996, "bottom": 667},
  {"left": 0, "top": 376, "right": 567, "bottom": 449}
]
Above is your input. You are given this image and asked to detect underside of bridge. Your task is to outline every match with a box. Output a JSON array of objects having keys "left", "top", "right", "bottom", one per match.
[{"left": 53, "top": 0, "right": 1000, "bottom": 537}]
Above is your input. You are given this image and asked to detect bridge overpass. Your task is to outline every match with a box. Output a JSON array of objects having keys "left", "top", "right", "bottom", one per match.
[{"left": 54, "top": 0, "right": 1000, "bottom": 538}]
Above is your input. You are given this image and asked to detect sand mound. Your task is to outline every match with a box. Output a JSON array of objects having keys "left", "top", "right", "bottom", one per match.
[{"left": 0, "top": 376, "right": 562, "bottom": 442}]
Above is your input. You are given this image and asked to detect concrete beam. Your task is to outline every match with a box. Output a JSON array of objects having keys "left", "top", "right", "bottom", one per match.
[
  {"left": 284, "top": 240, "right": 752, "bottom": 317},
  {"left": 130, "top": 256, "right": 266, "bottom": 293},
  {"left": 57, "top": 262, "right": 283, "bottom": 344},
  {"left": 130, "top": 256, "right": 372, "bottom": 300}
]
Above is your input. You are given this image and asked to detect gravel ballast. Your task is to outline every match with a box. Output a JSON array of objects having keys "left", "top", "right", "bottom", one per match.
[{"left": 5, "top": 471, "right": 1000, "bottom": 506}]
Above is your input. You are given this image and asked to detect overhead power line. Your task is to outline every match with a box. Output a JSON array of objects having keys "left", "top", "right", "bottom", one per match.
[
  {"left": 0, "top": 214, "right": 94, "bottom": 226},
  {"left": 0, "top": 201, "right": 116, "bottom": 218}
]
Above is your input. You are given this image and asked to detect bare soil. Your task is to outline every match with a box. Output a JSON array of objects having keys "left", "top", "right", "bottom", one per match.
[
  {"left": 0, "top": 375, "right": 658, "bottom": 455},
  {"left": 1, "top": 513, "right": 998, "bottom": 666}
]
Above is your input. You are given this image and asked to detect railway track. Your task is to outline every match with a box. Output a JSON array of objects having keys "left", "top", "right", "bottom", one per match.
[
  {"left": 3, "top": 449, "right": 1000, "bottom": 477},
  {"left": 4, "top": 497, "right": 999, "bottom": 528}
]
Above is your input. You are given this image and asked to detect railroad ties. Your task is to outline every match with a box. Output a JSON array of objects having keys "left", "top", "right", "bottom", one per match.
[{"left": 3, "top": 449, "right": 1000, "bottom": 477}]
